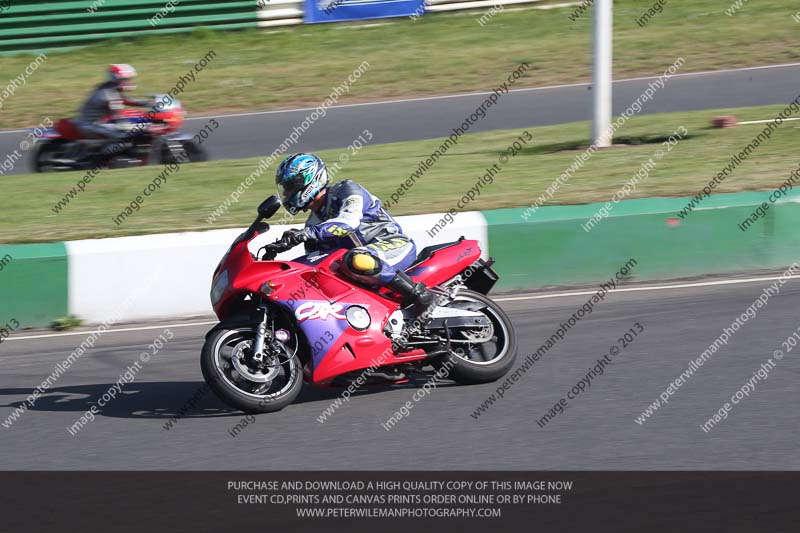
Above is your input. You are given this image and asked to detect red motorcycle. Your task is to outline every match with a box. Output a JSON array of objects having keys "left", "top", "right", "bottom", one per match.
[
  {"left": 31, "top": 94, "right": 206, "bottom": 172},
  {"left": 203, "top": 196, "right": 518, "bottom": 413}
]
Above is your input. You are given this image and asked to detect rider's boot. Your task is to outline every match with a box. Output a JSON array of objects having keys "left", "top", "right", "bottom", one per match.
[{"left": 387, "top": 271, "right": 438, "bottom": 336}]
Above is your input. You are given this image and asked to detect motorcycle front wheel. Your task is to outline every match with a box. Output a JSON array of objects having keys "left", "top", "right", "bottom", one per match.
[
  {"left": 159, "top": 140, "right": 208, "bottom": 164},
  {"left": 201, "top": 327, "right": 303, "bottom": 413}
]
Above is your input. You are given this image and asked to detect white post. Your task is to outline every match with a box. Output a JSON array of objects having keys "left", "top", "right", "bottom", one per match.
[{"left": 592, "top": 0, "right": 613, "bottom": 147}]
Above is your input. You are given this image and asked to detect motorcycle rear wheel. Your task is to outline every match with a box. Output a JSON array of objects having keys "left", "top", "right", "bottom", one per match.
[
  {"left": 201, "top": 327, "right": 303, "bottom": 413},
  {"left": 431, "top": 290, "right": 517, "bottom": 384}
]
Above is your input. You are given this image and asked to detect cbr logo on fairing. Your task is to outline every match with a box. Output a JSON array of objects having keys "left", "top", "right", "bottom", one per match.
[{"left": 295, "top": 301, "right": 346, "bottom": 322}]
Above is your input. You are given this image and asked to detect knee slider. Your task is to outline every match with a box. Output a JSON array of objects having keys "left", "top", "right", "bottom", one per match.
[{"left": 344, "top": 250, "right": 380, "bottom": 275}]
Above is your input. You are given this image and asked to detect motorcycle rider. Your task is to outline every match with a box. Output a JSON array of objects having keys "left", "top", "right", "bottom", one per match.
[
  {"left": 274, "top": 153, "right": 438, "bottom": 330},
  {"left": 77, "top": 64, "right": 152, "bottom": 160}
]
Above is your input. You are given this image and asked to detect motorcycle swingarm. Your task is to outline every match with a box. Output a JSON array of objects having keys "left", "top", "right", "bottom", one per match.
[
  {"left": 428, "top": 314, "right": 491, "bottom": 330},
  {"left": 446, "top": 301, "right": 487, "bottom": 312}
]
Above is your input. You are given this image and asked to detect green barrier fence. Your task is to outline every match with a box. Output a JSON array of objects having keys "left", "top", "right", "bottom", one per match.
[
  {"left": 0, "top": 242, "right": 68, "bottom": 328},
  {"left": 0, "top": 0, "right": 260, "bottom": 53},
  {"left": 485, "top": 190, "right": 800, "bottom": 290}
]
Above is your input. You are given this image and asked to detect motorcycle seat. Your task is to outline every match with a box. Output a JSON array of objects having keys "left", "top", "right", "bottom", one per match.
[{"left": 406, "top": 240, "right": 461, "bottom": 271}]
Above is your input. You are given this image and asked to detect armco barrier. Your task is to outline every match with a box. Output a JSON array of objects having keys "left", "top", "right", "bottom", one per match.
[
  {"left": 4, "top": 190, "right": 800, "bottom": 327},
  {"left": 0, "top": 0, "right": 551, "bottom": 53},
  {"left": 0, "top": 0, "right": 259, "bottom": 54}
]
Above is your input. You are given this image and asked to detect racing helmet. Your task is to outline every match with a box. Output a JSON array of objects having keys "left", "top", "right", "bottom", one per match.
[
  {"left": 108, "top": 64, "right": 137, "bottom": 91},
  {"left": 275, "top": 153, "right": 329, "bottom": 213}
]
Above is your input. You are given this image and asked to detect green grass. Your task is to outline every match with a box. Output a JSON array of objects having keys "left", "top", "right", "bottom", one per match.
[
  {"left": 4, "top": 104, "right": 799, "bottom": 243},
  {"left": 1, "top": 0, "right": 799, "bottom": 129}
]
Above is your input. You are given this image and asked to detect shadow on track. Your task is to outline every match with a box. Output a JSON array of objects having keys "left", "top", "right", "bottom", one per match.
[{"left": 0, "top": 378, "right": 460, "bottom": 419}]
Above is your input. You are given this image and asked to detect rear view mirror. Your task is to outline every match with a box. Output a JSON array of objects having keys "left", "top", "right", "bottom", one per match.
[{"left": 257, "top": 195, "right": 282, "bottom": 219}]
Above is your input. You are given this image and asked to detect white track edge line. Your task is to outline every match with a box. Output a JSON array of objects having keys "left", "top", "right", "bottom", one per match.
[
  {"left": 493, "top": 274, "right": 800, "bottom": 302},
  {"left": 5, "top": 321, "right": 218, "bottom": 341}
]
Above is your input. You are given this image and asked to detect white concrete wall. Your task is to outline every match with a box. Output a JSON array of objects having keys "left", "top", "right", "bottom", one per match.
[{"left": 64, "top": 212, "right": 488, "bottom": 324}]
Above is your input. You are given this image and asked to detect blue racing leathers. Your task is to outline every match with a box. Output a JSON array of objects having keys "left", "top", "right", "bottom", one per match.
[{"left": 303, "top": 180, "right": 417, "bottom": 285}]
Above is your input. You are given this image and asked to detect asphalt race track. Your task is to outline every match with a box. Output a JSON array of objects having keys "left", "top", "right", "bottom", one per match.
[
  {"left": 2, "top": 275, "right": 799, "bottom": 470},
  {"left": 2, "top": 63, "right": 800, "bottom": 175}
]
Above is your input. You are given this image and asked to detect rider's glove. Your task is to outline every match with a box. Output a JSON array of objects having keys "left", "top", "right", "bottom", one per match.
[{"left": 278, "top": 228, "right": 311, "bottom": 248}]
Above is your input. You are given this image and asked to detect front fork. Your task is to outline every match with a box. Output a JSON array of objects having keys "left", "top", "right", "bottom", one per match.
[{"left": 252, "top": 304, "right": 270, "bottom": 362}]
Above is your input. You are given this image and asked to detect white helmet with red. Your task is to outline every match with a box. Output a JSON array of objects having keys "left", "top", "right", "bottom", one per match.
[{"left": 107, "top": 64, "right": 137, "bottom": 91}]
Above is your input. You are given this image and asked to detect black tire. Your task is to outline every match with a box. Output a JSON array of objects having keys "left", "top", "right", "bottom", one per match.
[
  {"left": 31, "top": 139, "right": 71, "bottom": 173},
  {"left": 184, "top": 141, "right": 208, "bottom": 163},
  {"left": 432, "top": 290, "right": 517, "bottom": 385},
  {"left": 201, "top": 327, "right": 303, "bottom": 413},
  {"left": 160, "top": 140, "right": 207, "bottom": 164}
]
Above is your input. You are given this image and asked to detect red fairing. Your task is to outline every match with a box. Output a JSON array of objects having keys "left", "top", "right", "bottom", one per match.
[
  {"left": 213, "top": 236, "right": 482, "bottom": 385},
  {"left": 118, "top": 105, "right": 185, "bottom": 133},
  {"left": 406, "top": 239, "right": 482, "bottom": 287},
  {"left": 54, "top": 119, "right": 82, "bottom": 140},
  {"left": 211, "top": 238, "right": 298, "bottom": 318}
]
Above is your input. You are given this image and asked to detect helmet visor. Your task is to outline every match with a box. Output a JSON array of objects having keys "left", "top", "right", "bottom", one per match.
[{"left": 277, "top": 172, "right": 306, "bottom": 209}]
